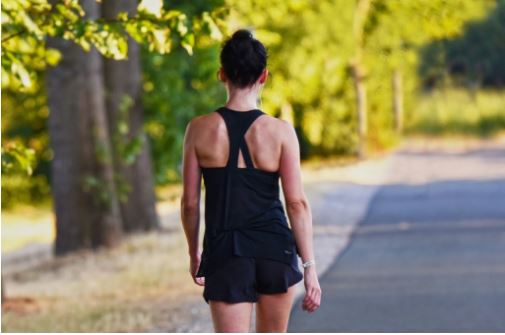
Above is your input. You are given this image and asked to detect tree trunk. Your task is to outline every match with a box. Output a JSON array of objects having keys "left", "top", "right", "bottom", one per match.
[
  {"left": 102, "top": 0, "right": 160, "bottom": 233},
  {"left": 351, "top": 63, "right": 367, "bottom": 158},
  {"left": 351, "top": 0, "right": 371, "bottom": 159},
  {"left": 46, "top": 0, "right": 123, "bottom": 255},
  {"left": 2, "top": 275, "right": 5, "bottom": 303},
  {"left": 393, "top": 68, "right": 404, "bottom": 133}
]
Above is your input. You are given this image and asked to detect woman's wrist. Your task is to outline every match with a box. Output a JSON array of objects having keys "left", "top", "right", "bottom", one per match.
[
  {"left": 188, "top": 247, "right": 200, "bottom": 259},
  {"left": 302, "top": 259, "right": 316, "bottom": 268}
]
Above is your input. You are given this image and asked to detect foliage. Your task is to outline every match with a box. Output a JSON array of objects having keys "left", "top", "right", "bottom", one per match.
[
  {"left": 406, "top": 88, "right": 505, "bottom": 137},
  {"left": 113, "top": 96, "right": 145, "bottom": 167},
  {"left": 3, "top": 0, "right": 505, "bottom": 201},
  {"left": 142, "top": 0, "right": 227, "bottom": 184},
  {"left": 1, "top": 0, "right": 226, "bottom": 204},
  {"left": 1, "top": 84, "right": 51, "bottom": 208},
  {"left": 0, "top": 141, "right": 50, "bottom": 209},
  {"left": 226, "top": 0, "right": 498, "bottom": 156},
  {"left": 419, "top": 0, "right": 505, "bottom": 88},
  {"left": 1, "top": 0, "right": 222, "bottom": 90},
  {"left": 360, "top": 0, "right": 495, "bottom": 149},
  {"left": 81, "top": 94, "right": 146, "bottom": 208},
  {"left": 1, "top": 142, "right": 36, "bottom": 175},
  {"left": 227, "top": 0, "right": 359, "bottom": 157}
]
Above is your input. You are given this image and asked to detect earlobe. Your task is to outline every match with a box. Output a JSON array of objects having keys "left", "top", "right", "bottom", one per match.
[
  {"left": 218, "top": 68, "right": 226, "bottom": 82},
  {"left": 259, "top": 69, "right": 268, "bottom": 84}
]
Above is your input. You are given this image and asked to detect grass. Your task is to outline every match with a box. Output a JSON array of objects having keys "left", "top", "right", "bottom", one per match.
[
  {"left": 1, "top": 229, "right": 204, "bottom": 332},
  {"left": 1, "top": 183, "right": 206, "bottom": 332},
  {"left": 407, "top": 88, "right": 505, "bottom": 138}
]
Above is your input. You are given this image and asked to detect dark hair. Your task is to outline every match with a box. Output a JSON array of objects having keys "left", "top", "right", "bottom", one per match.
[{"left": 220, "top": 29, "right": 268, "bottom": 88}]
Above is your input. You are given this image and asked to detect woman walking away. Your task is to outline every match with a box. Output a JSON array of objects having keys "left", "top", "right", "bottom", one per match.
[{"left": 180, "top": 29, "right": 321, "bottom": 332}]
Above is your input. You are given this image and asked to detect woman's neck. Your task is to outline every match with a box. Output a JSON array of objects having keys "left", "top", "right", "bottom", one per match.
[{"left": 225, "top": 85, "right": 260, "bottom": 111}]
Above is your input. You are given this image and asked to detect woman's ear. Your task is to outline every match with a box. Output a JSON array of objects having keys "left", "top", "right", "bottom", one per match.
[
  {"left": 218, "top": 67, "right": 226, "bottom": 82},
  {"left": 259, "top": 68, "right": 268, "bottom": 84}
]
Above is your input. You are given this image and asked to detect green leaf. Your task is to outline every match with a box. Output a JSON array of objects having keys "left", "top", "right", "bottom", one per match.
[
  {"left": 45, "top": 48, "right": 61, "bottom": 65},
  {"left": 181, "top": 33, "right": 194, "bottom": 55},
  {"left": 11, "top": 59, "right": 32, "bottom": 88},
  {"left": 117, "top": 11, "right": 129, "bottom": 22},
  {"left": 138, "top": 0, "right": 163, "bottom": 17},
  {"left": 1, "top": 143, "right": 36, "bottom": 176},
  {"left": 202, "top": 12, "right": 223, "bottom": 40},
  {"left": 123, "top": 136, "right": 144, "bottom": 165}
]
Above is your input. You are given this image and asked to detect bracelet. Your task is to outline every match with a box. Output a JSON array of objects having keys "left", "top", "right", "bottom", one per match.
[{"left": 302, "top": 259, "right": 316, "bottom": 268}]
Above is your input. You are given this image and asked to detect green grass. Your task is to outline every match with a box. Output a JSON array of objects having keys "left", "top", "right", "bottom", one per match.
[{"left": 406, "top": 88, "right": 505, "bottom": 138}]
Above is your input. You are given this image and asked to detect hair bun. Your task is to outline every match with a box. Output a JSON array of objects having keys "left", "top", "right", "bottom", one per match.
[
  {"left": 220, "top": 28, "right": 267, "bottom": 88},
  {"left": 231, "top": 29, "right": 253, "bottom": 41}
]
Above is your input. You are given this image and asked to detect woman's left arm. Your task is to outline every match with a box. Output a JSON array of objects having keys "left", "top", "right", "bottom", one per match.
[{"left": 180, "top": 118, "right": 204, "bottom": 285}]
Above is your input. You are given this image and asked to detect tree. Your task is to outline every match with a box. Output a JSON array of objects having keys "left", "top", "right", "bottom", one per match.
[
  {"left": 102, "top": 0, "right": 159, "bottom": 233},
  {"left": 46, "top": 0, "right": 123, "bottom": 253},
  {"left": 2, "top": 0, "right": 225, "bottom": 253},
  {"left": 392, "top": 68, "right": 404, "bottom": 133},
  {"left": 419, "top": 0, "right": 505, "bottom": 88},
  {"left": 350, "top": 0, "right": 372, "bottom": 158}
]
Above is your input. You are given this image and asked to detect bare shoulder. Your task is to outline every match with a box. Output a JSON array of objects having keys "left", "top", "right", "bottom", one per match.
[
  {"left": 259, "top": 114, "right": 294, "bottom": 136},
  {"left": 185, "top": 112, "right": 220, "bottom": 134},
  {"left": 189, "top": 113, "right": 212, "bottom": 127},
  {"left": 270, "top": 117, "right": 297, "bottom": 143}
]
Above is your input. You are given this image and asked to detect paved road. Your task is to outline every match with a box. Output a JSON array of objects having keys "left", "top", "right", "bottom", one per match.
[{"left": 289, "top": 140, "right": 505, "bottom": 332}]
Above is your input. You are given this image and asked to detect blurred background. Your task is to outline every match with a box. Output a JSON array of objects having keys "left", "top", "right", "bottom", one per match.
[{"left": 2, "top": 0, "right": 505, "bottom": 332}]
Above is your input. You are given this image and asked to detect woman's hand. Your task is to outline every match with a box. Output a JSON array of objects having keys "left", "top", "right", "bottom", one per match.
[
  {"left": 190, "top": 253, "right": 205, "bottom": 286},
  {"left": 302, "top": 266, "right": 321, "bottom": 312}
]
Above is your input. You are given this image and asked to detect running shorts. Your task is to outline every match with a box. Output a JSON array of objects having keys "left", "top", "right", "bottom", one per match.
[{"left": 202, "top": 255, "right": 304, "bottom": 304}]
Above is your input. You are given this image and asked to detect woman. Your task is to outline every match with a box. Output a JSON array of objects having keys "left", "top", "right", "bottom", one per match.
[{"left": 180, "top": 29, "right": 321, "bottom": 332}]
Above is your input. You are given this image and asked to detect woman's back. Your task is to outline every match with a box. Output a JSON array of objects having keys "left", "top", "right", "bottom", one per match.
[
  {"left": 191, "top": 107, "right": 286, "bottom": 173},
  {"left": 192, "top": 106, "right": 300, "bottom": 279}
]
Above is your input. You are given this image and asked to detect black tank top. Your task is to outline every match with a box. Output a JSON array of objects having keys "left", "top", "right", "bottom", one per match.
[{"left": 195, "top": 106, "right": 300, "bottom": 278}]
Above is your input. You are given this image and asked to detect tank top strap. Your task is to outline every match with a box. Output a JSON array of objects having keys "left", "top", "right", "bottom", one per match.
[
  {"left": 239, "top": 136, "right": 255, "bottom": 168},
  {"left": 216, "top": 107, "right": 265, "bottom": 169}
]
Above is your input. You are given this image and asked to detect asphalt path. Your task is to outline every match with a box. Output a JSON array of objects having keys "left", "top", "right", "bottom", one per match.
[{"left": 289, "top": 142, "right": 505, "bottom": 332}]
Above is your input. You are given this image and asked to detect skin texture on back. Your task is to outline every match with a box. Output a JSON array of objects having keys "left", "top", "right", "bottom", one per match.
[
  {"left": 183, "top": 110, "right": 307, "bottom": 220},
  {"left": 190, "top": 110, "right": 287, "bottom": 172}
]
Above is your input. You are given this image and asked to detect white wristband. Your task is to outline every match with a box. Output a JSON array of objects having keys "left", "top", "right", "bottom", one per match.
[{"left": 302, "top": 259, "right": 316, "bottom": 268}]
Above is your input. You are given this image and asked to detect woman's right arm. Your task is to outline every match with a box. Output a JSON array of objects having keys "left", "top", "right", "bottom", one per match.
[{"left": 279, "top": 120, "right": 321, "bottom": 313}]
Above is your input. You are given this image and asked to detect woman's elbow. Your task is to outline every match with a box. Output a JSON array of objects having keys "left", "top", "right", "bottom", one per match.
[
  {"left": 181, "top": 196, "right": 199, "bottom": 214},
  {"left": 286, "top": 196, "right": 309, "bottom": 214}
]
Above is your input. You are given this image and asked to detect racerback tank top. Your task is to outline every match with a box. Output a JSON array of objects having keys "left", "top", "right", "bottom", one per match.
[{"left": 195, "top": 106, "right": 300, "bottom": 278}]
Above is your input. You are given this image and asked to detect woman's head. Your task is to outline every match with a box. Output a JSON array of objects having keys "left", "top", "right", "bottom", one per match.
[{"left": 219, "top": 29, "right": 268, "bottom": 89}]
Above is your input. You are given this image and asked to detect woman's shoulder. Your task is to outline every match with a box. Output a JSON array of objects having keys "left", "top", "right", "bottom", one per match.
[
  {"left": 187, "top": 109, "right": 293, "bottom": 136},
  {"left": 253, "top": 110, "right": 291, "bottom": 127},
  {"left": 187, "top": 110, "right": 221, "bottom": 127},
  {"left": 258, "top": 114, "right": 295, "bottom": 138}
]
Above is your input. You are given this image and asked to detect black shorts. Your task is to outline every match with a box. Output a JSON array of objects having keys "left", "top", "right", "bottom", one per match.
[{"left": 202, "top": 256, "right": 304, "bottom": 304}]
